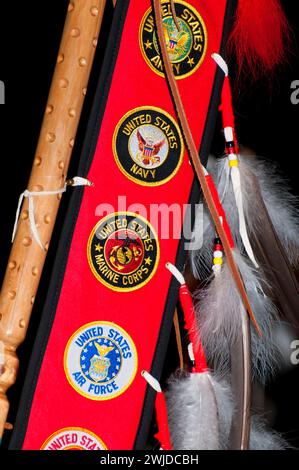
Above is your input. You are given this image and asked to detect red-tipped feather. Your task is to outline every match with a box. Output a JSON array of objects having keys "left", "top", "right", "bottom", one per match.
[{"left": 228, "top": 0, "right": 290, "bottom": 79}]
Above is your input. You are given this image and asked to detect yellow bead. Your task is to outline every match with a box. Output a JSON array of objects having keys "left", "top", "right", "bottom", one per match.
[
  {"left": 229, "top": 160, "right": 238, "bottom": 168},
  {"left": 213, "top": 257, "right": 223, "bottom": 265}
]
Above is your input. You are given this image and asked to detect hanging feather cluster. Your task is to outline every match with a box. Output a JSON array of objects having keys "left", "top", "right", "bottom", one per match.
[
  {"left": 154, "top": 0, "right": 295, "bottom": 452},
  {"left": 190, "top": 149, "right": 299, "bottom": 375},
  {"left": 166, "top": 372, "right": 290, "bottom": 450},
  {"left": 182, "top": 148, "right": 299, "bottom": 449},
  {"left": 190, "top": 153, "right": 299, "bottom": 277},
  {"left": 165, "top": 264, "right": 236, "bottom": 450},
  {"left": 164, "top": 262, "right": 289, "bottom": 450},
  {"left": 193, "top": 251, "right": 280, "bottom": 383},
  {"left": 214, "top": 154, "right": 299, "bottom": 268},
  {"left": 169, "top": 146, "right": 299, "bottom": 447}
]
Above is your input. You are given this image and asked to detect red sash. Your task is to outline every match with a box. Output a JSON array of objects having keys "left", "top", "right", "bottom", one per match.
[{"left": 10, "top": 0, "right": 235, "bottom": 450}]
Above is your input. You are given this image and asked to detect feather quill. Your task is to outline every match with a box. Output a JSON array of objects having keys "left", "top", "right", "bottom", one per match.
[{"left": 229, "top": 304, "right": 251, "bottom": 449}]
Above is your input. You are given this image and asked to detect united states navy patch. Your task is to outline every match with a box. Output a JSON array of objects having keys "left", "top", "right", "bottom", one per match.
[
  {"left": 113, "top": 106, "right": 184, "bottom": 186},
  {"left": 64, "top": 322, "right": 138, "bottom": 400}
]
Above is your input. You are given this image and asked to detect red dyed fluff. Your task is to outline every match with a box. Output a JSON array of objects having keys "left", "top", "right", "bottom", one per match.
[{"left": 228, "top": 0, "right": 291, "bottom": 79}]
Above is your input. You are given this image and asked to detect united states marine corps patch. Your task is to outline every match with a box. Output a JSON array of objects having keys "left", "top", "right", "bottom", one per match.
[
  {"left": 113, "top": 106, "right": 184, "bottom": 186},
  {"left": 64, "top": 322, "right": 138, "bottom": 400},
  {"left": 139, "top": 0, "right": 207, "bottom": 79},
  {"left": 41, "top": 428, "right": 107, "bottom": 450},
  {"left": 87, "top": 212, "right": 159, "bottom": 291}
]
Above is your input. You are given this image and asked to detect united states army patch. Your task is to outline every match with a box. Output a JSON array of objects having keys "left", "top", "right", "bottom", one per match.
[
  {"left": 41, "top": 427, "right": 107, "bottom": 450},
  {"left": 64, "top": 322, "right": 138, "bottom": 400},
  {"left": 113, "top": 106, "right": 184, "bottom": 186},
  {"left": 139, "top": 0, "right": 207, "bottom": 79},
  {"left": 87, "top": 212, "right": 159, "bottom": 291}
]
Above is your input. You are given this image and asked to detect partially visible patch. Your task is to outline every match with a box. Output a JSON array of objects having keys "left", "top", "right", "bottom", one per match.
[
  {"left": 87, "top": 212, "right": 159, "bottom": 292},
  {"left": 41, "top": 427, "right": 107, "bottom": 450},
  {"left": 64, "top": 321, "right": 138, "bottom": 400},
  {"left": 139, "top": 0, "right": 207, "bottom": 79},
  {"left": 113, "top": 106, "right": 184, "bottom": 186}
]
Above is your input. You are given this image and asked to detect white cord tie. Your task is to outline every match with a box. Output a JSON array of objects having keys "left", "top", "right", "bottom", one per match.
[
  {"left": 165, "top": 262, "right": 185, "bottom": 285},
  {"left": 12, "top": 176, "right": 93, "bottom": 250},
  {"left": 211, "top": 53, "right": 229, "bottom": 76},
  {"left": 141, "top": 370, "right": 162, "bottom": 393}
]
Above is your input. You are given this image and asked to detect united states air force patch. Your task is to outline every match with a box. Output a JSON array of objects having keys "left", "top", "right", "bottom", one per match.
[
  {"left": 139, "top": 0, "right": 207, "bottom": 79},
  {"left": 113, "top": 106, "right": 184, "bottom": 186},
  {"left": 87, "top": 212, "right": 159, "bottom": 292},
  {"left": 41, "top": 427, "right": 107, "bottom": 450},
  {"left": 64, "top": 321, "right": 137, "bottom": 400}
]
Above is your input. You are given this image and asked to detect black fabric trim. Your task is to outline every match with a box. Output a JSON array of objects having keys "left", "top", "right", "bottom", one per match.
[
  {"left": 133, "top": 0, "right": 238, "bottom": 450},
  {"left": 9, "top": 0, "right": 130, "bottom": 450}
]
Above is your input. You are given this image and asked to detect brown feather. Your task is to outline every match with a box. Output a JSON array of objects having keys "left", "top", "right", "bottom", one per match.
[
  {"left": 229, "top": 307, "right": 251, "bottom": 450},
  {"left": 245, "top": 169, "right": 299, "bottom": 330}
]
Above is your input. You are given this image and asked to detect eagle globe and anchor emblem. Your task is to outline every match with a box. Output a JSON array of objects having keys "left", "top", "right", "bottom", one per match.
[{"left": 107, "top": 230, "right": 144, "bottom": 273}]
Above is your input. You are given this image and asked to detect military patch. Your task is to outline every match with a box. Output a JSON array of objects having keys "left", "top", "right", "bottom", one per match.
[
  {"left": 139, "top": 0, "right": 207, "bottom": 79},
  {"left": 87, "top": 212, "right": 159, "bottom": 291},
  {"left": 113, "top": 106, "right": 184, "bottom": 186},
  {"left": 41, "top": 427, "right": 107, "bottom": 450},
  {"left": 64, "top": 321, "right": 138, "bottom": 400}
]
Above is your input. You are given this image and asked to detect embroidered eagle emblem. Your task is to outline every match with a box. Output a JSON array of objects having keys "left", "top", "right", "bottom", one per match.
[
  {"left": 137, "top": 129, "right": 165, "bottom": 166},
  {"left": 163, "top": 20, "right": 189, "bottom": 57},
  {"left": 88, "top": 343, "right": 114, "bottom": 383}
]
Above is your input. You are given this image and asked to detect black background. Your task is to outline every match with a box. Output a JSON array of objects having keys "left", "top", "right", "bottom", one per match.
[{"left": 0, "top": 0, "right": 299, "bottom": 451}]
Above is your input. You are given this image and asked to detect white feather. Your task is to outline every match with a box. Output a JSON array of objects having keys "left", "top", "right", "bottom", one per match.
[
  {"left": 166, "top": 372, "right": 233, "bottom": 450},
  {"left": 230, "top": 164, "right": 259, "bottom": 267},
  {"left": 166, "top": 371, "right": 290, "bottom": 450},
  {"left": 250, "top": 416, "right": 290, "bottom": 450},
  {"left": 193, "top": 250, "right": 281, "bottom": 383}
]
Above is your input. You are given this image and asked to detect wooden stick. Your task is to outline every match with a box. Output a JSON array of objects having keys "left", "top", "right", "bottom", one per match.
[{"left": 0, "top": 0, "right": 106, "bottom": 439}]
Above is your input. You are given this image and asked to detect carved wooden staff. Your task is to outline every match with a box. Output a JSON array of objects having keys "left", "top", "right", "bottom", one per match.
[{"left": 0, "top": 0, "right": 106, "bottom": 440}]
